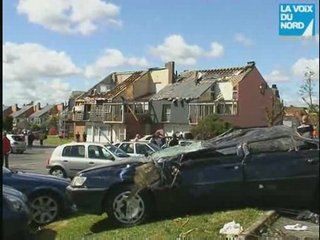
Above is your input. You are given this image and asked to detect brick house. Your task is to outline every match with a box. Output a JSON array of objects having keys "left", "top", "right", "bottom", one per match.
[
  {"left": 150, "top": 61, "right": 283, "bottom": 135},
  {"left": 29, "top": 103, "right": 65, "bottom": 126},
  {"left": 72, "top": 62, "right": 175, "bottom": 143},
  {"left": 10, "top": 104, "right": 35, "bottom": 129}
]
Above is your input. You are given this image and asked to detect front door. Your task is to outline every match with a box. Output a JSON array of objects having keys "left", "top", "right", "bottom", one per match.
[{"left": 87, "top": 144, "right": 115, "bottom": 168}]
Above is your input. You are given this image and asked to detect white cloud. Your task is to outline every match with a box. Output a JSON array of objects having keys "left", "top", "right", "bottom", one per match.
[
  {"left": 3, "top": 42, "right": 81, "bottom": 105},
  {"left": 150, "top": 35, "right": 224, "bottom": 65},
  {"left": 264, "top": 70, "right": 290, "bottom": 83},
  {"left": 17, "top": 0, "right": 122, "bottom": 35},
  {"left": 234, "top": 33, "right": 254, "bottom": 47},
  {"left": 85, "top": 49, "right": 149, "bottom": 79},
  {"left": 291, "top": 58, "right": 319, "bottom": 81},
  {"left": 207, "top": 42, "right": 224, "bottom": 58}
]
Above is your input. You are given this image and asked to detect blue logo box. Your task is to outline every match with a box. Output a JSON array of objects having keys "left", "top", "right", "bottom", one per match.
[{"left": 279, "top": 4, "right": 315, "bottom": 37}]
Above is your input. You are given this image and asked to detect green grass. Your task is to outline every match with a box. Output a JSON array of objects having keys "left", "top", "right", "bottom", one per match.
[
  {"left": 35, "top": 208, "right": 265, "bottom": 240},
  {"left": 45, "top": 135, "right": 73, "bottom": 145}
]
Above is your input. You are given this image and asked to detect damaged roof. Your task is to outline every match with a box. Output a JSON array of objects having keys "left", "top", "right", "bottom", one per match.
[
  {"left": 10, "top": 105, "right": 33, "bottom": 118},
  {"left": 29, "top": 105, "right": 54, "bottom": 118},
  {"left": 151, "top": 62, "right": 255, "bottom": 101},
  {"left": 79, "top": 71, "right": 147, "bottom": 101}
]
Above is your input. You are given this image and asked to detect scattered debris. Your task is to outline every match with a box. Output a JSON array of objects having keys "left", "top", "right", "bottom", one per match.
[
  {"left": 284, "top": 223, "right": 308, "bottom": 231},
  {"left": 296, "top": 210, "right": 319, "bottom": 224},
  {"left": 219, "top": 221, "right": 243, "bottom": 235},
  {"left": 277, "top": 208, "right": 319, "bottom": 224}
]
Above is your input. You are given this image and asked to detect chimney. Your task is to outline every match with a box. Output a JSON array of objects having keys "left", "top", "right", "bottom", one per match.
[
  {"left": 56, "top": 103, "right": 64, "bottom": 113},
  {"left": 165, "top": 61, "right": 175, "bottom": 84},
  {"left": 11, "top": 104, "right": 18, "bottom": 112},
  {"left": 271, "top": 84, "right": 280, "bottom": 98},
  {"left": 34, "top": 102, "right": 41, "bottom": 112}
]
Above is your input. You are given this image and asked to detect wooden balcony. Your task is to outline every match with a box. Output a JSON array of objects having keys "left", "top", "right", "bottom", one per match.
[{"left": 189, "top": 101, "right": 238, "bottom": 125}]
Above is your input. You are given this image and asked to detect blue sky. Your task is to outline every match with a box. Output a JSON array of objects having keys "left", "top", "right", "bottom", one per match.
[{"left": 3, "top": 0, "right": 319, "bottom": 107}]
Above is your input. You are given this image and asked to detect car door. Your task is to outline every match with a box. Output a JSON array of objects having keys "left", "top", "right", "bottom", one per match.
[
  {"left": 61, "top": 145, "right": 87, "bottom": 176},
  {"left": 158, "top": 147, "right": 244, "bottom": 210},
  {"left": 87, "top": 144, "right": 115, "bottom": 168},
  {"left": 243, "top": 137, "right": 318, "bottom": 208}
]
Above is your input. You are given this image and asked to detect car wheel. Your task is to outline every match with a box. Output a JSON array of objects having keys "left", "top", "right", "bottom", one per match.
[
  {"left": 49, "top": 167, "right": 67, "bottom": 178},
  {"left": 30, "top": 192, "right": 61, "bottom": 225},
  {"left": 105, "top": 185, "right": 152, "bottom": 227}
]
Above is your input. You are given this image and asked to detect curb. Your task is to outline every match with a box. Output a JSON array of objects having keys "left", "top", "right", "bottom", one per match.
[{"left": 238, "top": 210, "right": 279, "bottom": 240}]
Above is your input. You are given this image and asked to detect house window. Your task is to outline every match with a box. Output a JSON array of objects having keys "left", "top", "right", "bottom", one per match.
[
  {"left": 162, "top": 104, "right": 171, "bottom": 122},
  {"left": 216, "top": 102, "right": 237, "bottom": 115}
]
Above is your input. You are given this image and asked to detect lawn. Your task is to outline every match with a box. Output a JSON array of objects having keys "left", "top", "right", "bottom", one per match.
[
  {"left": 35, "top": 208, "right": 265, "bottom": 240},
  {"left": 45, "top": 135, "right": 74, "bottom": 145}
]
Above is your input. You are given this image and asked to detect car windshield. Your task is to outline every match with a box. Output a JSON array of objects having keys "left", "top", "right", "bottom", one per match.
[
  {"left": 2, "top": 167, "right": 16, "bottom": 174},
  {"left": 105, "top": 144, "right": 130, "bottom": 157},
  {"left": 11, "top": 135, "right": 25, "bottom": 141}
]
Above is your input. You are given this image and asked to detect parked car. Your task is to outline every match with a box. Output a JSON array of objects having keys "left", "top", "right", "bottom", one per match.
[
  {"left": 47, "top": 142, "right": 131, "bottom": 178},
  {"left": 114, "top": 141, "right": 161, "bottom": 157},
  {"left": 130, "top": 134, "right": 153, "bottom": 142},
  {"left": 3, "top": 185, "right": 32, "bottom": 239},
  {"left": 7, "top": 134, "right": 26, "bottom": 154},
  {"left": 66, "top": 126, "right": 319, "bottom": 227},
  {"left": 3, "top": 167, "right": 74, "bottom": 225}
]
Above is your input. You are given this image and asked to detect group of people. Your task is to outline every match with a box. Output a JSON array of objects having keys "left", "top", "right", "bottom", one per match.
[
  {"left": 297, "top": 114, "right": 318, "bottom": 139},
  {"left": 133, "top": 132, "right": 180, "bottom": 148},
  {"left": 75, "top": 131, "right": 87, "bottom": 142}
]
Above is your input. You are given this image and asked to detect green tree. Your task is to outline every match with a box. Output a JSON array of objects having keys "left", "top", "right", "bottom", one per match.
[
  {"left": 3, "top": 116, "right": 13, "bottom": 132},
  {"left": 191, "top": 114, "right": 232, "bottom": 140},
  {"left": 46, "top": 115, "right": 59, "bottom": 129},
  {"left": 299, "top": 68, "right": 318, "bottom": 113}
]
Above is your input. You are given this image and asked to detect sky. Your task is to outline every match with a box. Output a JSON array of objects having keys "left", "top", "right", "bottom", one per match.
[{"left": 3, "top": 0, "right": 319, "bottom": 107}]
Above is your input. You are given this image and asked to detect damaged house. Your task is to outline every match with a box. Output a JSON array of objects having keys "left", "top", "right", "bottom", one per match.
[
  {"left": 150, "top": 61, "right": 282, "bottom": 134},
  {"left": 72, "top": 62, "right": 175, "bottom": 143}
]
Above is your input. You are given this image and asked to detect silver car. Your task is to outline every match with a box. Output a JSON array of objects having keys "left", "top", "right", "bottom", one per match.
[
  {"left": 47, "top": 142, "right": 130, "bottom": 178},
  {"left": 7, "top": 134, "right": 27, "bottom": 154}
]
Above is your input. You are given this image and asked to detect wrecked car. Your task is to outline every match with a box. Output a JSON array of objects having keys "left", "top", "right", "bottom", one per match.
[{"left": 66, "top": 126, "right": 319, "bottom": 227}]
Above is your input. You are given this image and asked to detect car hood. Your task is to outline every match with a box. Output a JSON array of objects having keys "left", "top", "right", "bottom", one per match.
[
  {"left": 79, "top": 157, "right": 149, "bottom": 175},
  {"left": 3, "top": 185, "right": 28, "bottom": 202},
  {"left": 16, "top": 171, "right": 71, "bottom": 185}
]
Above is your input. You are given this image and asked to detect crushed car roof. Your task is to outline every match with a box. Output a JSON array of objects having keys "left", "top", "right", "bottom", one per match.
[{"left": 151, "top": 126, "right": 316, "bottom": 160}]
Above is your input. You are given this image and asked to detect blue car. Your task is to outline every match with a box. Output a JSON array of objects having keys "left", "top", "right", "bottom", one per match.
[
  {"left": 3, "top": 167, "right": 75, "bottom": 225},
  {"left": 3, "top": 185, "right": 32, "bottom": 239}
]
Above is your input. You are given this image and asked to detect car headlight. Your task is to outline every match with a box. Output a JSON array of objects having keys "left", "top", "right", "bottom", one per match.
[
  {"left": 71, "top": 176, "right": 87, "bottom": 187},
  {"left": 5, "top": 195, "right": 24, "bottom": 212}
]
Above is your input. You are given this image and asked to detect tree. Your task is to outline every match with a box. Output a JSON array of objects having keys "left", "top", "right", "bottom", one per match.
[
  {"left": 46, "top": 115, "right": 59, "bottom": 129},
  {"left": 299, "top": 68, "right": 318, "bottom": 113},
  {"left": 191, "top": 114, "right": 232, "bottom": 140},
  {"left": 265, "top": 94, "right": 285, "bottom": 127},
  {"left": 3, "top": 116, "right": 13, "bottom": 132}
]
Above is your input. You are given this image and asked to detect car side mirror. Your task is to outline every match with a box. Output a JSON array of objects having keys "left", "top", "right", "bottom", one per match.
[{"left": 144, "top": 152, "right": 149, "bottom": 157}]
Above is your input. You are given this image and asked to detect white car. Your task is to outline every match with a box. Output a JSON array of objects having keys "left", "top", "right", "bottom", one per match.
[
  {"left": 47, "top": 142, "right": 130, "bottom": 178},
  {"left": 114, "top": 141, "right": 161, "bottom": 157},
  {"left": 7, "top": 134, "right": 26, "bottom": 154}
]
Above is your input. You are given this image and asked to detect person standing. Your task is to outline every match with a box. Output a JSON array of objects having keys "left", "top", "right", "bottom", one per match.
[
  {"left": 3, "top": 131, "right": 11, "bottom": 168},
  {"left": 133, "top": 134, "right": 140, "bottom": 141},
  {"left": 168, "top": 133, "right": 179, "bottom": 147},
  {"left": 82, "top": 132, "right": 87, "bottom": 142},
  {"left": 75, "top": 132, "right": 80, "bottom": 142},
  {"left": 39, "top": 132, "right": 45, "bottom": 146},
  {"left": 297, "top": 115, "right": 314, "bottom": 138}
]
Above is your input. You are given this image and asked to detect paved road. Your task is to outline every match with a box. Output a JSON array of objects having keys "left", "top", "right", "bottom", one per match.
[{"left": 8, "top": 145, "right": 56, "bottom": 175}]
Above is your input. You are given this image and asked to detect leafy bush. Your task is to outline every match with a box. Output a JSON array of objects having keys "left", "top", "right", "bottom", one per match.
[{"left": 191, "top": 114, "right": 232, "bottom": 140}]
